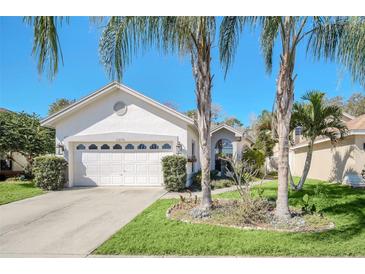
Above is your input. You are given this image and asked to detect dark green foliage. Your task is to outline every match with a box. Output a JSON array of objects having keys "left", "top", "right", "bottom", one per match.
[
  {"left": 301, "top": 194, "right": 317, "bottom": 214},
  {"left": 32, "top": 155, "right": 68, "bottom": 190},
  {"left": 0, "top": 111, "right": 55, "bottom": 169},
  {"left": 242, "top": 147, "right": 265, "bottom": 171},
  {"left": 190, "top": 170, "right": 221, "bottom": 190},
  {"left": 161, "top": 155, "right": 187, "bottom": 192},
  {"left": 252, "top": 110, "right": 277, "bottom": 157}
]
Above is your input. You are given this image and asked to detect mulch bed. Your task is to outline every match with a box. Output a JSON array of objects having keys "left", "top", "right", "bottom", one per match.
[{"left": 167, "top": 198, "right": 335, "bottom": 233}]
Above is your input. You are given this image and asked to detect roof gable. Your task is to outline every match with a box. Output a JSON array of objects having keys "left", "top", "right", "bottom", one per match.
[
  {"left": 210, "top": 124, "right": 244, "bottom": 136},
  {"left": 41, "top": 82, "right": 194, "bottom": 128}
]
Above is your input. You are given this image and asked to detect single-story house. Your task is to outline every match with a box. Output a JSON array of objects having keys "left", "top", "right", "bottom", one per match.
[
  {"left": 289, "top": 112, "right": 365, "bottom": 187},
  {"left": 41, "top": 82, "right": 252, "bottom": 187}
]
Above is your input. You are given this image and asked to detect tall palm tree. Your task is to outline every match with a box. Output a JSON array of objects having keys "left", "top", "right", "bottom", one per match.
[
  {"left": 290, "top": 91, "right": 347, "bottom": 191},
  {"left": 220, "top": 16, "right": 365, "bottom": 220},
  {"left": 99, "top": 17, "right": 216, "bottom": 209}
]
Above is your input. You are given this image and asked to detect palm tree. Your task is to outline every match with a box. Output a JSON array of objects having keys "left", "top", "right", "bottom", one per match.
[
  {"left": 290, "top": 91, "right": 347, "bottom": 191},
  {"left": 99, "top": 17, "right": 216, "bottom": 209},
  {"left": 220, "top": 16, "right": 365, "bottom": 220}
]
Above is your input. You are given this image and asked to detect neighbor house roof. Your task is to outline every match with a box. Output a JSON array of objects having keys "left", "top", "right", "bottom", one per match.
[
  {"left": 292, "top": 113, "right": 365, "bottom": 150},
  {"left": 346, "top": 114, "right": 365, "bottom": 130},
  {"left": 41, "top": 82, "right": 195, "bottom": 128}
]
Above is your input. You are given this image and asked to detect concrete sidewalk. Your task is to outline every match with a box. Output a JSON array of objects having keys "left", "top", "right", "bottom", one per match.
[{"left": 161, "top": 180, "right": 271, "bottom": 199}]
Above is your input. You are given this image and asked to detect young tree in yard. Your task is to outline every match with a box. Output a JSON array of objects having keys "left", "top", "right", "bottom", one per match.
[
  {"left": 220, "top": 16, "right": 365, "bottom": 220},
  {"left": 98, "top": 17, "right": 217, "bottom": 209},
  {"left": 290, "top": 91, "right": 347, "bottom": 190},
  {"left": 48, "top": 98, "right": 76, "bottom": 115},
  {"left": 0, "top": 111, "right": 55, "bottom": 169},
  {"left": 253, "top": 110, "right": 277, "bottom": 157}
]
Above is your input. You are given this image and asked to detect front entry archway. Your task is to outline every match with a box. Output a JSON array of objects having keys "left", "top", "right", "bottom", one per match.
[{"left": 214, "top": 138, "right": 233, "bottom": 175}]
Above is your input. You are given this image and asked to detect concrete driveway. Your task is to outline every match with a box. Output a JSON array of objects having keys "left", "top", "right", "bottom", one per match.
[{"left": 0, "top": 187, "right": 165, "bottom": 257}]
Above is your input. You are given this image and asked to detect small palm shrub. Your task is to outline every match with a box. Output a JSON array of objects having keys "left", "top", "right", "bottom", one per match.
[
  {"left": 161, "top": 155, "right": 187, "bottom": 191},
  {"left": 32, "top": 155, "right": 68, "bottom": 190}
]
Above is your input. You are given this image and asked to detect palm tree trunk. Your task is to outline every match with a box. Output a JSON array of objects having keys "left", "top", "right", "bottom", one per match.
[
  {"left": 295, "top": 138, "right": 314, "bottom": 190},
  {"left": 191, "top": 36, "right": 213, "bottom": 210},
  {"left": 275, "top": 17, "right": 295, "bottom": 220}
]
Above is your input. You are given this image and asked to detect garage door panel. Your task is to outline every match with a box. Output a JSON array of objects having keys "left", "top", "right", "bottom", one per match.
[
  {"left": 125, "top": 153, "right": 136, "bottom": 161},
  {"left": 149, "top": 176, "right": 160, "bottom": 185},
  {"left": 123, "top": 176, "right": 135, "bottom": 185},
  {"left": 73, "top": 142, "right": 172, "bottom": 186},
  {"left": 124, "top": 164, "right": 135, "bottom": 173},
  {"left": 136, "top": 153, "right": 147, "bottom": 161},
  {"left": 148, "top": 153, "right": 159, "bottom": 161}
]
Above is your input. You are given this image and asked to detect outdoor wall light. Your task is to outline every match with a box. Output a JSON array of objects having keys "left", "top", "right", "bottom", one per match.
[
  {"left": 176, "top": 141, "right": 183, "bottom": 155},
  {"left": 56, "top": 143, "right": 65, "bottom": 155}
]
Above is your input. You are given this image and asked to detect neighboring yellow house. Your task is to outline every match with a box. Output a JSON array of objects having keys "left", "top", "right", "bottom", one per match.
[{"left": 289, "top": 113, "right": 365, "bottom": 187}]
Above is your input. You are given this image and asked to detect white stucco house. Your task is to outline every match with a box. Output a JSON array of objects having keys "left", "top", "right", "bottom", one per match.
[{"left": 41, "top": 82, "right": 252, "bottom": 187}]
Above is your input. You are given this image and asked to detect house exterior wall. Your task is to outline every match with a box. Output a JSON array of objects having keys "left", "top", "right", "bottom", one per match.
[
  {"left": 291, "top": 135, "right": 364, "bottom": 185},
  {"left": 11, "top": 152, "right": 28, "bottom": 171},
  {"left": 52, "top": 88, "right": 191, "bottom": 186},
  {"left": 187, "top": 126, "right": 200, "bottom": 178},
  {"left": 55, "top": 88, "right": 189, "bottom": 155},
  {"left": 210, "top": 128, "right": 237, "bottom": 170}
]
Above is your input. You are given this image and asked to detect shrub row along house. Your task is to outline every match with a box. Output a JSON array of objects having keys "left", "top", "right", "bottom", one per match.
[
  {"left": 40, "top": 82, "right": 252, "bottom": 187},
  {"left": 268, "top": 112, "right": 365, "bottom": 187}
]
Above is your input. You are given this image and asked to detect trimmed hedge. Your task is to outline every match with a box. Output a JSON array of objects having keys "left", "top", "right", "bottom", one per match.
[
  {"left": 32, "top": 155, "right": 68, "bottom": 190},
  {"left": 161, "top": 155, "right": 187, "bottom": 191}
]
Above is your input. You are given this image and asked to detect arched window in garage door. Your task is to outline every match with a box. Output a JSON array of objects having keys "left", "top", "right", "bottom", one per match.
[
  {"left": 76, "top": 144, "right": 85, "bottom": 150},
  {"left": 138, "top": 144, "right": 147, "bottom": 150},
  {"left": 125, "top": 144, "right": 134, "bottom": 150},
  {"left": 113, "top": 144, "right": 122, "bottom": 150},
  {"left": 101, "top": 144, "right": 110, "bottom": 150},
  {"left": 88, "top": 144, "right": 98, "bottom": 150}
]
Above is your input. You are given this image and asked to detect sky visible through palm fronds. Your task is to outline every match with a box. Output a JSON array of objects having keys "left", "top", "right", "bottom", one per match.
[{"left": 0, "top": 16, "right": 363, "bottom": 125}]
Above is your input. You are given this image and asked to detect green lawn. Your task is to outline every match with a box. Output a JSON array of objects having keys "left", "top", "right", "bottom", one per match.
[
  {"left": 0, "top": 181, "right": 45, "bottom": 205},
  {"left": 95, "top": 179, "right": 365, "bottom": 256}
]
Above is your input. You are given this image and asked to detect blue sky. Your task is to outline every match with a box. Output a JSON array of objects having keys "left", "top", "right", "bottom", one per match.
[{"left": 0, "top": 16, "right": 364, "bottom": 125}]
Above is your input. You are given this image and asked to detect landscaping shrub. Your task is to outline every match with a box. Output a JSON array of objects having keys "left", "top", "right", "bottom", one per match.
[
  {"left": 32, "top": 155, "right": 68, "bottom": 190},
  {"left": 211, "top": 179, "right": 234, "bottom": 189},
  {"left": 161, "top": 155, "right": 187, "bottom": 191},
  {"left": 191, "top": 169, "right": 220, "bottom": 190},
  {"left": 242, "top": 147, "right": 265, "bottom": 171}
]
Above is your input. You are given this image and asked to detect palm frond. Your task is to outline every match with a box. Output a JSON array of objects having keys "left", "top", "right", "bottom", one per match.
[
  {"left": 99, "top": 16, "right": 216, "bottom": 81},
  {"left": 23, "top": 16, "right": 67, "bottom": 80},
  {"left": 260, "top": 17, "right": 281, "bottom": 73},
  {"left": 219, "top": 16, "right": 257, "bottom": 76},
  {"left": 307, "top": 16, "right": 365, "bottom": 87}
]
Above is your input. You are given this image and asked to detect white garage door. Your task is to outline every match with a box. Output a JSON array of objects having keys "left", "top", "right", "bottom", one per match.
[{"left": 73, "top": 142, "right": 173, "bottom": 186}]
